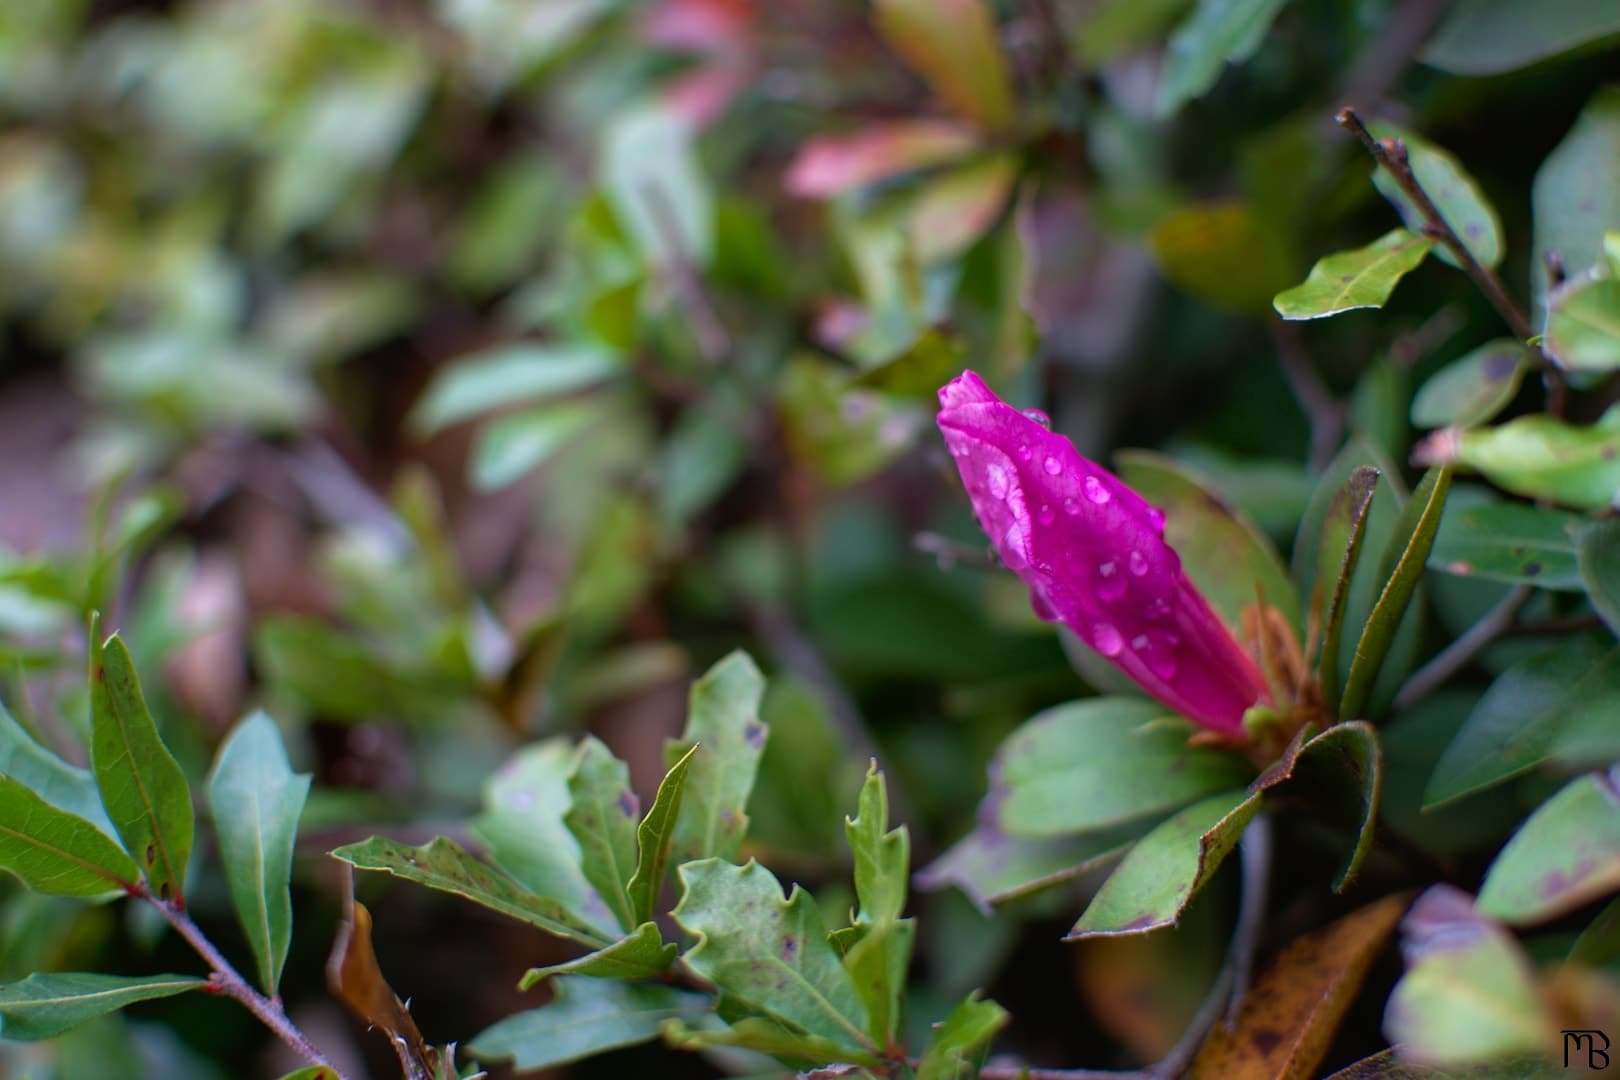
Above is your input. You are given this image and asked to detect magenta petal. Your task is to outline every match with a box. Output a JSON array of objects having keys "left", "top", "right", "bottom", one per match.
[{"left": 937, "top": 370, "right": 1269, "bottom": 736}]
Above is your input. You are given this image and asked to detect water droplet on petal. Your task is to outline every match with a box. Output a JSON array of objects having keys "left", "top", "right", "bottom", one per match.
[
  {"left": 1147, "top": 507, "right": 1166, "bottom": 532},
  {"left": 1001, "top": 524, "right": 1029, "bottom": 569},
  {"left": 1083, "top": 475, "right": 1111, "bottom": 505},
  {"left": 1016, "top": 443, "right": 1032, "bottom": 462},
  {"left": 1063, "top": 497, "right": 1080, "bottom": 515},
  {"left": 1132, "top": 630, "right": 1179, "bottom": 680},
  {"left": 951, "top": 444, "right": 969, "bottom": 458},
  {"left": 1037, "top": 503, "right": 1054, "bottom": 525},
  {"left": 1022, "top": 408, "right": 1052, "bottom": 429},
  {"left": 1094, "top": 561, "right": 1126, "bottom": 602},
  {"left": 986, "top": 463, "right": 1010, "bottom": 500},
  {"left": 1043, "top": 456, "right": 1062, "bottom": 476},
  {"left": 1145, "top": 596, "right": 1171, "bottom": 621},
  {"left": 1093, "top": 623, "right": 1124, "bottom": 657},
  {"left": 1128, "top": 551, "right": 1148, "bottom": 576}
]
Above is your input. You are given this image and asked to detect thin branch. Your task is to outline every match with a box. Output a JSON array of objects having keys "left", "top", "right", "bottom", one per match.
[
  {"left": 1271, "top": 322, "right": 1345, "bottom": 471},
  {"left": 154, "top": 899, "right": 345, "bottom": 1077},
  {"left": 1392, "top": 585, "right": 1532, "bottom": 712},
  {"left": 913, "top": 531, "right": 993, "bottom": 570},
  {"left": 1333, "top": 0, "right": 1450, "bottom": 112}
]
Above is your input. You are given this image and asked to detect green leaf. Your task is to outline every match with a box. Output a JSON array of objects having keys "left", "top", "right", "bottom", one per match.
[
  {"left": 1569, "top": 897, "right": 1620, "bottom": 965},
  {"left": 1477, "top": 770, "right": 1620, "bottom": 926},
  {"left": 1424, "top": 0, "right": 1620, "bottom": 75},
  {"left": 207, "top": 712, "right": 309, "bottom": 997},
  {"left": 0, "top": 775, "right": 140, "bottom": 897},
  {"left": 563, "top": 736, "right": 639, "bottom": 933},
  {"left": 665, "top": 651, "right": 767, "bottom": 866},
  {"left": 90, "top": 630, "right": 194, "bottom": 904},
  {"left": 0, "top": 701, "right": 116, "bottom": 839},
  {"left": 409, "top": 344, "right": 622, "bottom": 435},
  {"left": 471, "top": 397, "right": 608, "bottom": 492},
  {"left": 1578, "top": 517, "right": 1620, "bottom": 637},
  {"left": 469, "top": 976, "right": 708, "bottom": 1071},
  {"left": 992, "top": 698, "right": 1252, "bottom": 837},
  {"left": 276, "top": 1068, "right": 340, "bottom": 1080},
  {"left": 1368, "top": 124, "right": 1503, "bottom": 271},
  {"left": 330, "top": 836, "right": 611, "bottom": 949},
  {"left": 673, "top": 858, "right": 876, "bottom": 1058},
  {"left": 1315, "top": 466, "right": 1381, "bottom": 715},
  {"left": 1146, "top": 201, "right": 1298, "bottom": 314},
  {"left": 1067, "top": 789, "right": 1258, "bottom": 938},
  {"left": 1384, "top": 886, "right": 1551, "bottom": 1065},
  {"left": 1533, "top": 88, "right": 1620, "bottom": 314},
  {"left": 1154, "top": 0, "right": 1289, "bottom": 117},
  {"left": 1546, "top": 276, "right": 1620, "bottom": 372},
  {"left": 1411, "top": 341, "right": 1529, "bottom": 430},
  {"left": 872, "top": 0, "right": 1014, "bottom": 131},
  {"left": 518, "top": 921, "right": 676, "bottom": 988},
  {"left": 1431, "top": 408, "right": 1620, "bottom": 510},
  {"left": 660, "top": 1014, "right": 869, "bottom": 1066},
  {"left": 1274, "top": 229, "right": 1433, "bottom": 320},
  {"left": 626, "top": 743, "right": 696, "bottom": 925},
  {"left": 1425, "top": 637, "right": 1620, "bottom": 806},
  {"left": 1341, "top": 467, "right": 1452, "bottom": 721},
  {"left": 913, "top": 991, "right": 1011, "bottom": 1080},
  {"left": 916, "top": 820, "right": 1143, "bottom": 912},
  {"left": 1116, "top": 450, "right": 1301, "bottom": 630},
  {"left": 0, "top": 972, "right": 205, "bottom": 1041},
  {"left": 1289, "top": 722, "right": 1383, "bottom": 891},
  {"left": 1430, "top": 497, "right": 1584, "bottom": 591},
  {"left": 603, "top": 102, "right": 712, "bottom": 266},
  {"left": 841, "top": 763, "right": 912, "bottom": 1044}
]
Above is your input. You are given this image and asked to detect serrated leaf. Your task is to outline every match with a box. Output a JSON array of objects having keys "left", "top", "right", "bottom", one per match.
[
  {"left": 1368, "top": 124, "right": 1502, "bottom": 271},
  {"left": 837, "top": 917, "right": 913, "bottom": 1050},
  {"left": 1423, "top": 0, "right": 1620, "bottom": 75},
  {"left": 518, "top": 921, "right": 676, "bottom": 988},
  {"left": 1477, "top": 769, "right": 1620, "bottom": 926},
  {"left": 1189, "top": 894, "right": 1409, "bottom": 1079},
  {"left": 915, "top": 820, "right": 1144, "bottom": 912},
  {"left": 673, "top": 859, "right": 877, "bottom": 1059},
  {"left": 90, "top": 630, "right": 194, "bottom": 904},
  {"left": 330, "top": 836, "right": 611, "bottom": 949},
  {"left": 563, "top": 736, "right": 639, "bottom": 933},
  {"left": 626, "top": 743, "right": 696, "bottom": 925},
  {"left": 914, "top": 991, "right": 1010, "bottom": 1080},
  {"left": 1067, "top": 789, "right": 1258, "bottom": 939},
  {"left": 1430, "top": 498, "right": 1584, "bottom": 590},
  {"left": 992, "top": 698, "right": 1251, "bottom": 837},
  {"left": 1534, "top": 88, "right": 1620, "bottom": 315},
  {"left": 1342, "top": 467, "right": 1452, "bottom": 721},
  {"left": 841, "top": 763, "right": 912, "bottom": 1044},
  {"left": 665, "top": 651, "right": 767, "bottom": 866},
  {"left": 207, "top": 711, "right": 310, "bottom": 996},
  {"left": 1546, "top": 276, "right": 1620, "bottom": 372},
  {"left": 1155, "top": 0, "right": 1289, "bottom": 117},
  {"left": 0, "top": 972, "right": 205, "bottom": 1041},
  {"left": 408, "top": 344, "right": 621, "bottom": 435},
  {"left": 1274, "top": 229, "right": 1432, "bottom": 320},
  {"left": 872, "top": 0, "right": 1014, "bottom": 130},
  {"left": 1578, "top": 517, "right": 1620, "bottom": 637},
  {"left": 1411, "top": 340, "right": 1529, "bottom": 430},
  {"left": 0, "top": 701, "right": 116, "bottom": 840},
  {"left": 660, "top": 1014, "right": 868, "bottom": 1067},
  {"left": 471, "top": 977, "right": 708, "bottom": 1071},
  {"left": 1383, "top": 886, "right": 1552, "bottom": 1066},
  {"left": 1426, "top": 637, "right": 1620, "bottom": 806},
  {"left": 0, "top": 776, "right": 139, "bottom": 897},
  {"left": 1431, "top": 408, "right": 1620, "bottom": 510},
  {"left": 1315, "top": 466, "right": 1381, "bottom": 714}
]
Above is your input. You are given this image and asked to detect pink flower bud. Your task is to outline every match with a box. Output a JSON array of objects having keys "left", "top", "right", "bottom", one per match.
[{"left": 937, "top": 371, "right": 1270, "bottom": 737}]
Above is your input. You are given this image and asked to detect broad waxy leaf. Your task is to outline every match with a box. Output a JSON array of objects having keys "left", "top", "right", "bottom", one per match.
[
  {"left": 872, "top": 0, "right": 1015, "bottom": 131},
  {"left": 673, "top": 858, "right": 876, "bottom": 1059},
  {"left": 1477, "top": 769, "right": 1620, "bottom": 926},
  {"left": 408, "top": 343, "right": 621, "bottom": 434},
  {"left": 1578, "top": 517, "right": 1620, "bottom": 638},
  {"left": 0, "top": 973, "right": 205, "bottom": 1041},
  {"left": 563, "top": 736, "right": 639, "bottom": 933},
  {"left": 1411, "top": 340, "right": 1528, "bottom": 430},
  {"left": 1368, "top": 124, "right": 1503, "bottom": 270},
  {"left": 1155, "top": 0, "right": 1289, "bottom": 117},
  {"left": 1426, "top": 637, "right": 1620, "bottom": 806},
  {"left": 470, "top": 977, "right": 708, "bottom": 1071},
  {"left": 1383, "top": 887, "right": 1552, "bottom": 1065},
  {"left": 1315, "top": 466, "right": 1381, "bottom": 714},
  {"left": 518, "top": 921, "right": 676, "bottom": 988},
  {"left": 1189, "top": 894, "right": 1409, "bottom": 1079},
  {"left": 915, "top": 819, "right": 1145, "bottom": 912},
  {"left": 1274, "top": 229, "right": 1432, "bottom": 320},
  {"left": 90, "top": 631, "right": 194, "bottom": 904},
  {"left": 625, "top": 742, "right": 696, "bottom": 925},
  {"left": 914, "top": 991, "right": 1011, "bottom": 1080},
  {"left": 0, "top": 775, "right": 139, "bottom": 897},
  {"left": 1116, "top": 450, "right": 1301, "bottom": 630},
  {"left": 1432, "top": 407, "right": 1620, "bottom": 510},
  {"left": 1546, "top": 276, "right": 1620, "bottom": 372},
  {"left": 0, "top": 701, "right": 116, "bottom": 839},
  {"left": 207, "top": 711, "right": 311, "bottom": 996},
  {"left": 665, "top": 651, "right": 767, "bottom": 867},
  {"left": 1341, "top": 466, "right": 1452, "bottom": 721},
  {"left": 1429, "top": 497, "right": 1584, "bottom": 590},
  {"left": 1533, "top": 88, "right": 1620, "bottom": 314},
  {"left": 330, "top": 836, "right": 611, "bottom": 949},
  {"left": 1067, "top": 789, "right": 1258, "bottom": 939},
  {"left": 1424, "top": 0, "right": 1620, "bottom": 75},
  {"left": 993, "top": 698, "right": 1251, "bottom": 837}
]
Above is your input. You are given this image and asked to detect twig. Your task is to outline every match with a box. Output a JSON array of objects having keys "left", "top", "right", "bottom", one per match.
[
  {"left": 1223, "top": 814, "right": 1272, "bottom": 1028},
  {"left": 913, "top": 531, "right": 993, "bottom": 570},
  {"left": 1392, "top": 585, "right": 1532, "bottom": 711},
  {"left": 1507, "top": 613, "right": 1604, "bottom": 637},
  {"left": 642, "top": 181, "right": 730, "bottom": 364},
  {"left": 153, "top": 898, "right": 345, "bottom": 1077},
  {"left": 1271, "top": 322, "right": 1344, "bottom": 472},
  {"left": 1333, "top": 0, "right": 1450, "bottom": 112}
]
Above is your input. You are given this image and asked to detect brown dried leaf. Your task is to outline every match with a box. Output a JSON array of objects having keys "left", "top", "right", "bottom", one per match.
[{"left": 327, "top": 874, "right": 434, "bottom": 1080}]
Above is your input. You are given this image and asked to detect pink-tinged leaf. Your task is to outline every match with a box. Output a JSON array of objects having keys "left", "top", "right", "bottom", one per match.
[
  {"left": 784, "top": 121, "right": 981, "bottom": 199},
  {"left": 906, "top": 154, "right": 1019, "bottom": 262},
  {"left": 873, "top": 0, "right": 1016, "bottom": 131}
]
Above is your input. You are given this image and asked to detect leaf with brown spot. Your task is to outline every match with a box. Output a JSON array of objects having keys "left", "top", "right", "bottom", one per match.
[
  {"left": 1189, "top": 893, "right": 1410, "bottom": 1079},
  {"left": 327, "top": 875, "right": 434, "bottom": 1080}
]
